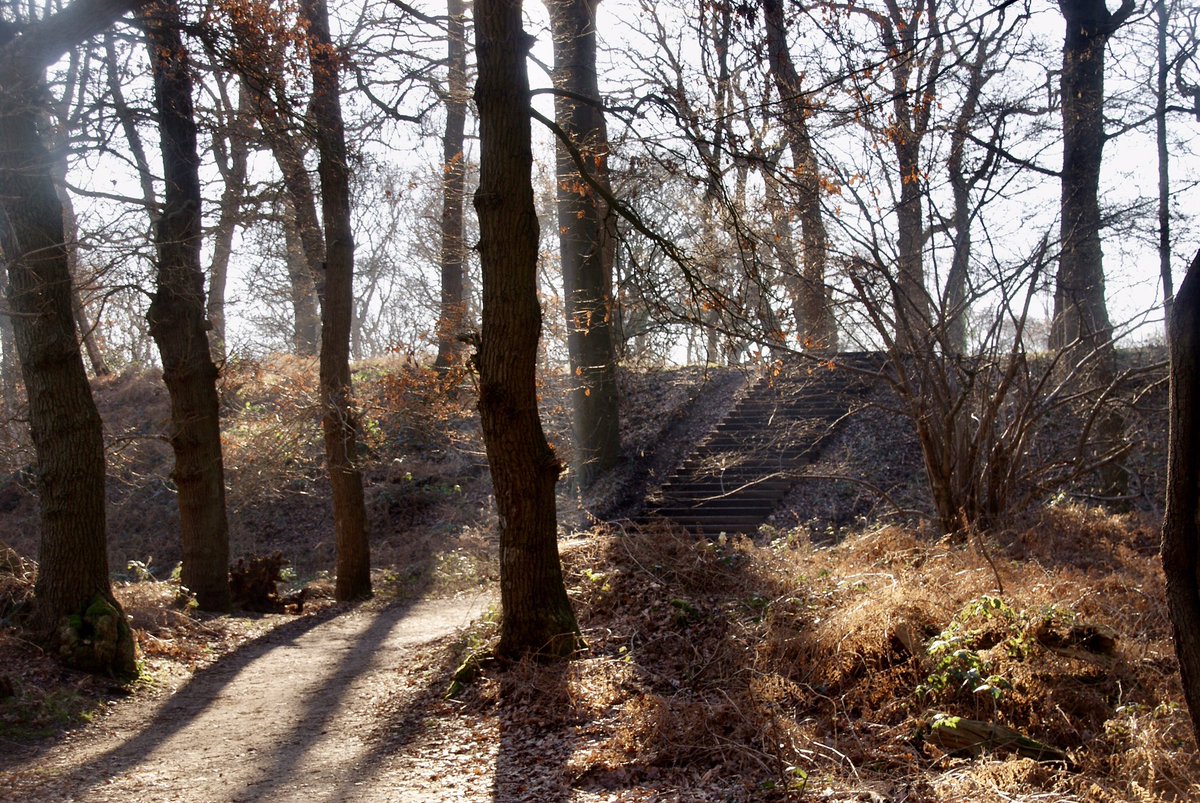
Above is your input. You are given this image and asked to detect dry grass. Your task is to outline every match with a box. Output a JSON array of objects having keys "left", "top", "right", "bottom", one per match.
[{"left": 454, "top": 509, "right": 1198, "bottom": 801}]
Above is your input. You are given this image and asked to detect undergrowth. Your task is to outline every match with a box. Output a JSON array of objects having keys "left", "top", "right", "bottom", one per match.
[{"left": 455, "top": 507, "right": 1197, "bottom": 801}]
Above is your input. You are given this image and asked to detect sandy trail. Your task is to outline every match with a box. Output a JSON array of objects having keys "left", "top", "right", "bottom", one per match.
[{"left": 0, "top": 594, "right": 494, "bottom": 803}]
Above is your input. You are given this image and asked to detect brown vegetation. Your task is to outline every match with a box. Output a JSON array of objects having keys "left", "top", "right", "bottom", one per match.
[{"left": 0, "top": 357, "right": 1194, "bottom": 800}]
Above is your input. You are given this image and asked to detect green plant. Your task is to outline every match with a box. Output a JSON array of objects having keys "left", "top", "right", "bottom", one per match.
[{"left": 918, "top": 596, "right": 1023, "bottom": 703}]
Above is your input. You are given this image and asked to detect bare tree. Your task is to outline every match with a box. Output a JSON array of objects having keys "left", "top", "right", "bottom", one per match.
[
  {"left": 300, "top": 0, "right": 371, "bottom": 600},
  {"left": 0, "top": 0, "right": 141, "bottom": 674},
  {"left": 546, "top": 0, "right": 622, "bottom": 490},
  {"left": 474, "top": 0, "right": 580, "bottom": 659},
  {"left": 143, "top": 0, "right": 231, "bottom": 611},
  {"left": 1049, "top": 0, "right": 1134, "bottom": 366},
  {"left": 205, "top": 72, "right": 251, "bottom": 363},
  {"left": 760, "top": 0, "right": 836, "bottom": 351},
  {"left": 434, "top": 0, "right": 469, "bottom": 370}
]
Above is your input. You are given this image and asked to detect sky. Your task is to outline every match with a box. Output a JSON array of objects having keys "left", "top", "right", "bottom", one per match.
[{"left": 49, "top": 0, "right": 1200, "bottom": 361}]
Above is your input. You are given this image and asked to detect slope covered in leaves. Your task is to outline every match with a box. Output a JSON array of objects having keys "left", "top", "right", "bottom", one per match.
[{"left": 445, "top": 510, "right": 1195, "bottom": 801}]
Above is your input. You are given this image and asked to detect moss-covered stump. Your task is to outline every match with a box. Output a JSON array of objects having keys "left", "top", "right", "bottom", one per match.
[{"left": 55, "top": 595, "right": 138, "bottom": 677}]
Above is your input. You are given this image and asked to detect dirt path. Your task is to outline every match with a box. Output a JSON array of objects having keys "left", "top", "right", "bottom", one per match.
[{"left": 0, "top": 593, "right": 495, "bottom": 803}]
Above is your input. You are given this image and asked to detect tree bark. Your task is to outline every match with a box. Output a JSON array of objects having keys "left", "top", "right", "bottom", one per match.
[
  {"left": 474, "top": 0, "right": 580, "bottom": 659},
  {"left": 943, "top": 40, "right": 991, "bottom": 356},
  {"left": 282, "top": 196, "right": 322, "bottom": 355},
  {"left": 1049, "top": 0, "right": 1132, "bottom": 366},
  {"left": 0, "top": 0, "right": 141, "bottom": 675},
  {"left": 546, "top": 0, "right": 622, "bottom": 491},
  {"left": 434, "top": 0, "right": 469, "bottom": 371},
  {"left": 1163, "top": 248, "right": 1200, "bottom": 745},
  {"left": 761, "top": 0, "right": 836, "bottom": 351},
  {"left": 1156, "top": 0, "right": 1174, "bottom": 330},
  {"left": 207, "top": 78, "right": 251, "bottom": 364},
  {"left": 0, "top": 292, "right": 17, "bottom": 420},
  {"left": 299, "top": 0, "right": 371, "bottom": 601},
  {"left": 887, "top": 0, "right": 939, "bottom": 353},
  {"left": 144, "top": 0, "right": 232, "bottom": 611}
]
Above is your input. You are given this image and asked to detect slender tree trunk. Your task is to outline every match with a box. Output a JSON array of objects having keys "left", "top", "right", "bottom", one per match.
[
  {"left": 143, "top": 0, "right": 231, "bottom": 611},
  {"left": 547, "top": 0, "right": 621, "bottom": 490},
  {"left": 52, "top": 173, "right": 109, "bottom": 375},
  {"left": 761, "top": 0, "right": 836, "bottom": 351},
  {"left": 1163, "top": 248, "right": 1200, "bottom": 744},
  {"left": 434, "top": 0, "right": 469, "bottom": 370},
  {"left": 45, "top": 56, "right": 110, "bottom": 376},
  {"left": 226, "top": 18, "right": 327, "bottom": 336},
  {"left": 1157, "top": 0, "right": 1174, "bottom": 330},
  {"left": 475, "top": 0, "right": 580, "bottom": 659},
  {"left": 943, "top": 47, "right": 989, "bottom": 356},
  {"left": 207, "top": 79, "right": 250, "bottom": 364},
  {"left": 762, "top": 169, "right": 805, "bottom": 345},
  {"left": 103, "top": 29, "right": 158, "bottom": 207},
  {"left": 1049, "top": 0, "right": 1131, "bottom": 368},
  {"left": 242, "top": 82, "right": 328, "bottom": 306},
  {"left": 282, "top": 197, "right": 322, "bottom": 355},
  {"left": 0, "top": 292, "right": 17, "bottom": 419},
  {"left": 0, "top": 3, "right": 140, "bottom": 675},
  {"left": 300, "top": 0, "right": 371, "bottom": 600}
]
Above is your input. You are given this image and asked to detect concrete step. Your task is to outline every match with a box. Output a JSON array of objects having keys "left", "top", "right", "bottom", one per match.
[{"left": 639, "top": 352, "right": 884, "bottom": 535}]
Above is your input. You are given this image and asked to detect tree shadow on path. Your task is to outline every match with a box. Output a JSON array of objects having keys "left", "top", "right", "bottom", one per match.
[{"left": 1, "top": 588, "right": 484, "bottom": 801}]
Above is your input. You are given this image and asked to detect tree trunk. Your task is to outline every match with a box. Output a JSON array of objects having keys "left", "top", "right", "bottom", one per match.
[
  {"left": 241, "top": 80, "right": 327, "bottom": 309},
  {"left": 434, "top": 0, "right": 469, "bottom": 371},
  {"left": 300, "top": 0, "right": 371, "bottom": 601},
  {"left": 52, "top": 167, "right": 109, "bottom": 376},
  {"left": 761, "top": 0, "right": 836, "bottom": 351},
  {"left": 282, "top": 197, "right": 322, "bottom": 356},
  {"left": 943, "top": 44, "right": 990, "bottom": 356},
  {"left": 0, "top": 1, "right": 141, "bottom": 675},
  {"left": 144, "top": 0, "right": 232, "bottom": 611},
  {"left": 207, "top": 79, "right": 251, "bottom": 364},
  {"left": 1049, "top": 0, "right": 1131, "bottom": 367},
  {"left": 46, "top": 55, "right": 110, "bottom": 376},
  {"left": 1163, "top": 248, "right": 1200, "bottom": 745},
  {"left": 474, "top": 0, "right": 580, "bottom": 659},
  {"left": 227, "top": 16, "right": 328, "bottom": 333},
  {"left": 0, "top": 292, "right": 17, "bottom": 420},
  {"left": 547, "top": 0, "right": 622, "bottom": 491},
  {"left": 1156, "top": 0, "right": 1174, "bottom": 331}
]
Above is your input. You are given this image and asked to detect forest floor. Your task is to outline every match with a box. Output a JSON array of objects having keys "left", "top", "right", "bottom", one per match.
[{"left": 1, "top": 354, "right": 1196, "bottom": 801}]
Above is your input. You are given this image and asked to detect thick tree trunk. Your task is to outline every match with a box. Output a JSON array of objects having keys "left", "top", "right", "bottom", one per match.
[
  {"left": 434, "top": 0, "right": 469, "bottom": 370},
  {"left": 547, "top": 0, "right": 621, "bottom": 491},
  {"left": 474, "top": 0, "right": 580, "bottom": 659},
  {"left": 1053, "top": 0, "right": 1132, "bottom": 497},
  {"left": 761, "top": 0, "right": 836, "bottom": 351},
  {"left": 0, "top": 3, "right": 140, "bottom": 675},
  {"left": 144, "top": 1, "right": 231, "bottom": 611},
  {"left": 1049, "top": 0, "right": 1131, "bottom": 367},
  {"left": 1163, "top": 248, "right": 1200, "bottom": 745},
  {"left": 300, "top": 0, "right": 371, "bottom": 601}
]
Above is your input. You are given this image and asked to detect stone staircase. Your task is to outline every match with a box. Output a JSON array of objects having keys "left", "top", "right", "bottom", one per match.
[{"left": 641, "top": 352, "right": 885, "bottom": 535}]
